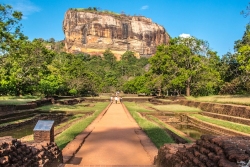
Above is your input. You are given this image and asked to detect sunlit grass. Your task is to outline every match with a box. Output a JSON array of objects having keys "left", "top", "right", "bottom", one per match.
[
  {"left": 0, "top": 117, "right": 35, "bottom": 126},
  {"left": 124, "top": 102, "right": 174, "bottom": 148},
  {"left": 151, "top": 104, "right": 201, "bottom": 113},
  {"left": 148, "top": 115, "right": 193, "bottom": 143},
  {"left": 55, "top": 114, "right": 84, "bottom": 130},
  {"left": 186, "top": 95, "right": 250, "bottom": 106},
  {"left": 190, "top": 114, "right": 250, "bottom": 134},
  {"left": 125, "top": 102, "right": 154, "bottom": 113},
  {"left": 38, "top": 102, "right": 102, "bottom": 113},
  {"left": 0, "top": 96, "right": 40, "bottom": 105},
  {"left": 55, "top": 102, "right": 109, "bottom": 149}
]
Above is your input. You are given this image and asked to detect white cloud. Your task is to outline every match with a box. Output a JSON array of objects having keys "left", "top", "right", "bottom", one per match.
[
  {"left": 140, "top": 5, "right": 149, "bottom": 10},
  {"left": 179, "top": 33, "right": 191, "bottom": 38},
  {"left": 3, "top": 0, "right": 41, "bottom": 19}
]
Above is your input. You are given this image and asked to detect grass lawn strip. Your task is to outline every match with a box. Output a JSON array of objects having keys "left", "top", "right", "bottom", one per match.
[
  {"left": 38, "top": 102, "right": 97, "bottom": 113},
  {"left": 124, "top": 102, "right": 174, "bottom": 148},
  {"left": 0, "top": 117, "right": 35, "bottom": 126},
  {"left": 147, "top": 115, "right": 193, "bottom": 143},
  {"left": 55, "top": 102, "right": 109, "bottom": 149},
  {"left": 0, "top": 96, "right": 39, "bottom": 105},
  {"left": 186, "top": 95, "right": 250, "bottom": 106},
  {"left": 55, "top": 114, "right": 84, "bottom": 130},
  {"left": 151, "top": 104, "right": 201, "bottom": 113},
  {"left": 190, "top": 114, "right": 250, "bottom": 134}
]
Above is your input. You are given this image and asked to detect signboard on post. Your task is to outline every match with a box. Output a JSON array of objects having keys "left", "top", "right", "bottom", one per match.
[{"left": 33, "top": 120, "right": 55, "bottom": 142}]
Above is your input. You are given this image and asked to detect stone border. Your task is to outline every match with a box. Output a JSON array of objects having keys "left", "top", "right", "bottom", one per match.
[
  {"left": 201, "top": 111, "right": 250, "bottom": 125},
  {"left": 188, "top": 116, "right": 250, "bottom": 137}
]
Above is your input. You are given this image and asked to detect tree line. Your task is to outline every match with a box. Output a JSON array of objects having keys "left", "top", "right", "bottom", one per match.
[{"left": 0, "top": 4, "right": 249, "bottom": 97}]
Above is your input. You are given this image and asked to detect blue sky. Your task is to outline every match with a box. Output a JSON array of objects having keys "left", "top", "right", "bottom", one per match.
[{"left": 1, "top": 0, "right": 249, "bottom": 56}]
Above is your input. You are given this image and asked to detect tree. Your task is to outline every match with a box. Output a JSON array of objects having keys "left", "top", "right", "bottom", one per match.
[
  {"left": 103, "top": 49, "right": 117, "bottom": 69},
  {"left": 234, "top": 25, "right": 250, "bottom": 93},
  {"left": 0, "top": 39, "right": 55, "bottom": 95},
  {"left": 0, "top": 4, "right": 26, "bottom": 55},
  {"left": 149, "top": 37, "right": 220, "bottom": 96},
  {"left": 241, "top": 2, "right": 250, "bottom": 19}
]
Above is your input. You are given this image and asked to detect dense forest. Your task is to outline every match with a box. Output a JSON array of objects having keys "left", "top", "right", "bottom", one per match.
[{"left": 0, "top": 4, "right": 250, "bottom": 97}]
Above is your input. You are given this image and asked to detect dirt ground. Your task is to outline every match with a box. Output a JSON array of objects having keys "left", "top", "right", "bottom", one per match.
[{"left": 62, "top": 103, "right": 158, "bottom": 166}]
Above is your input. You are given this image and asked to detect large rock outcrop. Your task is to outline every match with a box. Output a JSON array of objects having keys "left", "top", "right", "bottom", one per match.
[{"left": 63, "top": 9, "right": 170, "bottom": 58}]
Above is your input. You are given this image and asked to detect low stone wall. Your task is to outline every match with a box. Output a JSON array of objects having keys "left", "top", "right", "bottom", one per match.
[
  {"left": 201, "top": 112, "right": 250, "bottom": 125},
  {"left": 0, "top": 113, "right": 69, "bottom": 132},
  {"left": 188, "top": 116, "right": 250, "bottom": 137},
  {"left": 0, "top": 137, "right": 62, "bottom": 167},
  {"left": 55, "top": 98, "right": 85, "bottom": 105},
  {"left": 178, "top": 100, "right": 250, "bottom": 119},
  {"left": 154, "top": 135, "right": 250, "bottom": 167},
  {"left": 0, "top": 99, "right": 53, "bottom": 115},
  {"left": 122, "top": 97, "right": 152, "bottom": 102},
  {"left": 0, "top": 118, "right": 37, "bottom": 132}
]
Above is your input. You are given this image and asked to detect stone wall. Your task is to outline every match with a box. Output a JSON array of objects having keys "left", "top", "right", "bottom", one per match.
[
  {"left": 0, "top": 137, "right": 62, "bottom": 167},
  {"left": 0, "top": 98, "right": 53, "bottom": 115},
  {"left": 201, "top": 112, "right": 250, "bottom": 125},
  {"left": 0, "top": 114, "right": 69, "bottom": 132},
  {"left": 178, "top": 100, "right": 250, "bottom": 119},
  {"left": 154, "top": 135, "right": 250, "bottom": 167},
  {"left": 188, "top": 116, "right": 250, "bottom": 137}
]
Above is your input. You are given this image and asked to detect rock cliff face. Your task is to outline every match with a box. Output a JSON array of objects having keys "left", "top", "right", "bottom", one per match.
[{"left": 63, "top": 9, "right": 170, "bottom": 58}]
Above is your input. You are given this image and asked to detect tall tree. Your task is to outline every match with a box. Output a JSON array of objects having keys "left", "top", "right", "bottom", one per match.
[
  {"left": 149, "top": 37, "right": 220, "bottom": 96},
  {"left": 0, "top": 4, "right": 26, "bottom": 55}
]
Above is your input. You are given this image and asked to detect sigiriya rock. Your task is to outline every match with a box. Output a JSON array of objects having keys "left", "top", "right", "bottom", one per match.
[{"left": 63, "top": 8, "right": 170, "bottom": 59}]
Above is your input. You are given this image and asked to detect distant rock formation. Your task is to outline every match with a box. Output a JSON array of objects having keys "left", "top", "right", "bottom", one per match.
[{"left": 63, "top": 9, "right": 170, "bottom": 58}]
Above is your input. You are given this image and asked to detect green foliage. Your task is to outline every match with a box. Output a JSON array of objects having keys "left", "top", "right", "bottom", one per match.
[
  {"left": 148, "top": 37, "right": 221, "bottom": 96},
  {"left": 2, "top": 3, "right": 250, "bottom": 97},
  {"left": 122, "top": 75, "right": 151, "bottom": 94},
  {"left": 0, "top": 4, "right": 26, "bottom": 55}
]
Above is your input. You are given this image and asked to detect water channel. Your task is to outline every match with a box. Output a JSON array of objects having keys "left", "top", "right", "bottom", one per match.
[
  {"left": 168, "top": 123, "right": 217, "bottom": 140},
  {"left": 0, "top": 123, "right": 36, "bottom": 139}
]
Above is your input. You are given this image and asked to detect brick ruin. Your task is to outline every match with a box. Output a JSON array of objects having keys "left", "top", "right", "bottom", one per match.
[
  {"left": 154, "top": 135, "right": 250, "bottom": 167},
  {"left": 0, "top": 137, "right": 62, "bottom": 167}
]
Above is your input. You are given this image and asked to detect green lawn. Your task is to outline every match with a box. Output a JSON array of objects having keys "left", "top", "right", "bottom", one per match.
[
  {"left": 0, "top": 95, "right": 40, "bottom": 105},
  {"left": 124, "top": 102, "right": 174, "bottom": 148},
  {"left": 55, "top": 102, "right": 109, "bottom": 149},
  {"left": 186, "top": 95, "right": 250, "bottom": 106},
  {"left": 125, "top": 102, "right": 154, "bottom": 113},
  {"left": 190, "top": 114, "right": 250, "bottom": 134},
  {"left": 151, "top": 104, "right": 201, "bottom": 113},
  {"left": 38, "top": 102, "right": 102, "bottom": 113}
]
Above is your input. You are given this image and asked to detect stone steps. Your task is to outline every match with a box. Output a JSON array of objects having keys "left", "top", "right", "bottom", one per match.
[
  {"left": 0, "top": 113, "right": 37, "bottom": 124},
  {"left": 201, "top": 111, "right": 250, "bottom": 126}
]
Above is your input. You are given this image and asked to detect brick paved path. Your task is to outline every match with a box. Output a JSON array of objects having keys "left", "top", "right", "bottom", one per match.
[{"left": 64, "top": 103, "right": 157, "bottom": 166}]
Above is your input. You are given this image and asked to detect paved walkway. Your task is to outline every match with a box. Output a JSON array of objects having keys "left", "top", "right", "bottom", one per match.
[{"left": 64, "top": 103, "right": 157, "bottom": 166}]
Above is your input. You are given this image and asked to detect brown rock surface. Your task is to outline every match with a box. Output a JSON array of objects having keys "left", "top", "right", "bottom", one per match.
[
  {"left": 0, "top": 137, "right": 62, "bottom": 167},
  {"left": 63, "top": 9, "right": 169, "bottom": 58},
  {"left": 154, "top": 135, "right": 250, "bottom": 167}
]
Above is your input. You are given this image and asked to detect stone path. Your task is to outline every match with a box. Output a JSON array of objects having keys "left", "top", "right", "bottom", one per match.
[{"left": 63, "top": 103, "right": 157, "bottom": 166}]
